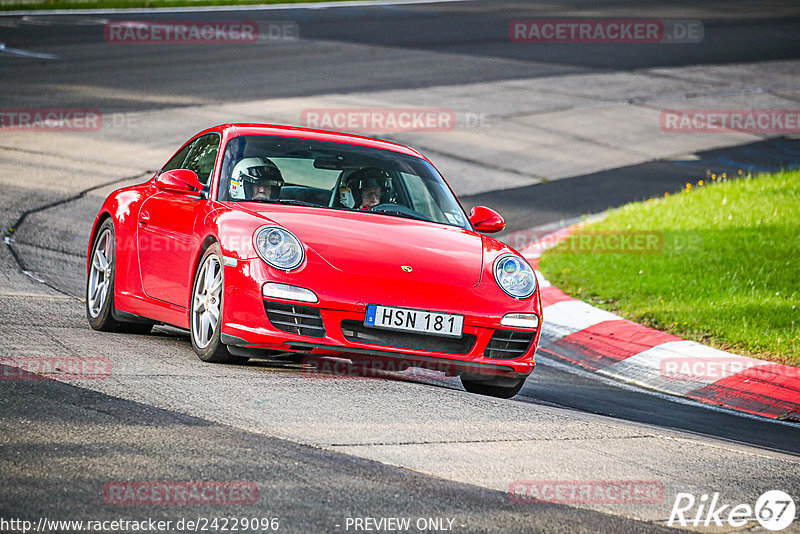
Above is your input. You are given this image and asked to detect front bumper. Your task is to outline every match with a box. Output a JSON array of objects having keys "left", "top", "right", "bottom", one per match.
[{"left": 220, "top": 258, "right": 541, "bottom": 377}]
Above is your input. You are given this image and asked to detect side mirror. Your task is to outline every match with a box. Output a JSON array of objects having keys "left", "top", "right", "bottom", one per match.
[
  {"left": 469, "top": 206, "right": 505, "bottom": 233},
  {"left": 155, "top": 169, "right": 204, "bottom": 196}
]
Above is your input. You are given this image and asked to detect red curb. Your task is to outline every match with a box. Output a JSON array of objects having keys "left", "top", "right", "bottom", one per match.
[
  {"left": 526, "top": 224, "right": 800, "bottom": 421},
  {"left": 686, "top": 364, "right": 800, "bottom": 420},
  {"left": 551, "top": 319, "right": 683, "bottom": 371}
]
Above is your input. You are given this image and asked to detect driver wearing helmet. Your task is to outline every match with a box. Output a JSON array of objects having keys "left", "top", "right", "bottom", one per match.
[
  {"left": 339, "top": 167, "right": 390, "bottom": 210},
  {"left": 229, "top": 157, "right": 284, "bottom": 201}
]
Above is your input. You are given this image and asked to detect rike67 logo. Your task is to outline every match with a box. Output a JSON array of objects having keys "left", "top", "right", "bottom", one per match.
[{"left": 669, "top": 490, "right": 796, "bottom": 531}]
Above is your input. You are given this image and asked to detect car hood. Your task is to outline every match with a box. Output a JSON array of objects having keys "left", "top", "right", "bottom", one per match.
[{"left": 245, "top": 205, "right": 484, "bottom": 287}]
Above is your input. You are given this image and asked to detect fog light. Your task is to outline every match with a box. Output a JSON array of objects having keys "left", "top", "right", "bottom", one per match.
[
  {"left": 262, "top": 283, "right": 318, "bottom": 303},
  {"left": 500, "top": 313, "right": 539, "bottom": 329}
]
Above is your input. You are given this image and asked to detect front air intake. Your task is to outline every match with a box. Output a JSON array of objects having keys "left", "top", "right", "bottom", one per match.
[
  {"left": 264, "top": 301, "right": 325, "bottom": 338},
  {"left": 484, "top": 329, "right": 536, "bottom": 359}
]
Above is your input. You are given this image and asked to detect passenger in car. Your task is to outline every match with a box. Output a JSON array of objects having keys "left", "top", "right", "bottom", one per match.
[{"left": 339, "top": 167, "right": 391, "bottom": 209}]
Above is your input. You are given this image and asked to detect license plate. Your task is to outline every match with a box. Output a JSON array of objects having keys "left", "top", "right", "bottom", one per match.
[{"left": 364, "top": 304, "right": 464, "bottom": 338}]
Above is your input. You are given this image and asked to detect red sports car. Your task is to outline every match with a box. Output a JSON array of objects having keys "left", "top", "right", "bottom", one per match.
[{"left": 86, "top": 124, "right": 541, "bottom": 398}]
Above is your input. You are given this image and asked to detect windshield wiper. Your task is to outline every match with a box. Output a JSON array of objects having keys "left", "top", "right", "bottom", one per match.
[
  {"left": 250, "top": 198, "right": 319, "bottom": 207},
  {"left": 369, "top": 207, "right": 430, "bottom": 223}
]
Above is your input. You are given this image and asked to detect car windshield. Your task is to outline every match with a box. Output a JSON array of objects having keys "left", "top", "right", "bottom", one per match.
[{"left": 217, "top": 135, "right": 470, "bottom": 229}]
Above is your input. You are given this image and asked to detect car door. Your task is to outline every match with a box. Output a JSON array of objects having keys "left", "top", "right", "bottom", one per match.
[{"left": 137, "top": 133, "right": 220, "bottom": 307}]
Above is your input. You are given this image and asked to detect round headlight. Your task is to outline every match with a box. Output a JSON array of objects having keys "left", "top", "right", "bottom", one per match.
[
  {"left": 254, "top": 226, "right": 304, "bottom": 271},
  {"left": 493, "top": 254, "right": 536, "bottom": 299}
]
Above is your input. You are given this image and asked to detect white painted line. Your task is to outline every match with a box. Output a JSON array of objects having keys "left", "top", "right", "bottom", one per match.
[
  {"left": 0, "top": 0, "right": 472, "bottom": 17},
  {"left": 0, "top": 42, "right": 57, "bottom": 59},
  {"left": 541, "top": 299, "right": 621, "bottom": 341},
  {"left": 21, "top": 15, "right": 108, "bottom": 25},
  {"left": 601, "top": 340, "right": 761, "bottom": 396}
]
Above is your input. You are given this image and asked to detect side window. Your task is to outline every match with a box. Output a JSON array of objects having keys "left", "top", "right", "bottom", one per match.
[
  {"left": 160, "top": 142, "right": 193, "bottom": 173},
  {"left": 182, "top": 134, "right": 221, "bottom": 185},
  {"left": 217, "top": 136, "right": 246, "bottom": 201}
]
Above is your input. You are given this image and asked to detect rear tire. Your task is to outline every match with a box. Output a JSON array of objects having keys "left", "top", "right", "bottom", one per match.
[
  {"left": 190, "top": 244, "right": 248, "bottom": 364},
  {"left": 460, "top": 375, "right": 527, "bottom": 399},
  {"left": 86, "top": 219, "right": 154, "bottom": 335}
]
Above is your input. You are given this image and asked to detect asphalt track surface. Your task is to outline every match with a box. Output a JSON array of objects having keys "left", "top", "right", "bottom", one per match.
[
  {"left": 2, "top": 1, "right": 800, "bottom": 532},
  {"left": 0, "top": 1, "right": 799, "bottom": 111}
]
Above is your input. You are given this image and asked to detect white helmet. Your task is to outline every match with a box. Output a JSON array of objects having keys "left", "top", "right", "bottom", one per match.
[{"left": 229, "top": 157, "right": 283, "bottom": 200}]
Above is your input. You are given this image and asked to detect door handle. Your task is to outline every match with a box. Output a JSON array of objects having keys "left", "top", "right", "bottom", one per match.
[{"left": 139, "top": 211, "right": 150, "bottom": 225}]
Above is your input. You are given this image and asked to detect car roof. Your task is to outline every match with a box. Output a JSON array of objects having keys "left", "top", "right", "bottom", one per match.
[{"left": 197, "top": 123, "right": 428, "bottom": 161}]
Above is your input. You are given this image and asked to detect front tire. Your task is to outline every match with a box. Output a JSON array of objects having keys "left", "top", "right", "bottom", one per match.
[
  {"left": 86, "top": 219, "right": 153, "bottom": 334},
  {"left": 190, "top": 244, "right": 247, "bottom": 364}
]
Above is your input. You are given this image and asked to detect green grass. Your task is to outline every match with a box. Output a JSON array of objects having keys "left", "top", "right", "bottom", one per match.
[
  {"left": 0, "top": 0, "right": 365, "bottom": 11},
  {"left": 539, "top": 169, "right": 800, "bottom": 366}
]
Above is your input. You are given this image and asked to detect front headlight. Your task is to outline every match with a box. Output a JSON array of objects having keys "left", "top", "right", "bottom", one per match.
[
  {"left": 493, "top": 254, "right": 536, "bottom": 299},
  {"left": 254, "top": 226, "right": 304, "bottom": 271}
]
